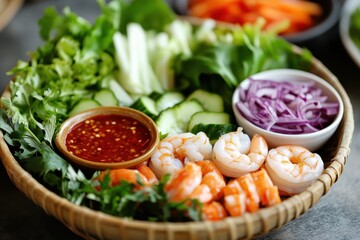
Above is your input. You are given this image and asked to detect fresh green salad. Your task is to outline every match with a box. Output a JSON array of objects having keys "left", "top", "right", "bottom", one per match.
[{"left": 0, "top": 0, "right": 312, "bottom": 222}]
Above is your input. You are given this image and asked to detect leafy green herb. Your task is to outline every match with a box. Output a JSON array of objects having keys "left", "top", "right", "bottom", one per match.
[
  {"left": 63, "top": 170, "right": 202, "bottom": 222},
  {"left": 174, "top": 22, "right": 312, "bottom": 112},
  {"left": 191, "top": 123, "right": 238, "bottom": 142},
  {"left": 0, "top": 112, "right": 68, "bottom": 187},
  {"left": 0, "top": 112, "right": 201, "bottom": 221}
]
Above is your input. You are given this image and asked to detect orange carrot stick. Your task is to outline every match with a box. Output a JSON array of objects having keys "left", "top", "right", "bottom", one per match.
[{"left": 188, "top": 0, "right": 241, "bottom": 18}]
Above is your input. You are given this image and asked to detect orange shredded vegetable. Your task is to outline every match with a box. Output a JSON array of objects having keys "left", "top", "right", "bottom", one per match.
[{"left": 188, "top": 0, "right": 323, "bottom": 35}]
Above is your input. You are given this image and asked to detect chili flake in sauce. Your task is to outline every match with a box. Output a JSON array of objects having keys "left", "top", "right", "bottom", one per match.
[{"left": 65, "top": 114, "right": 151, "bottom": 163}]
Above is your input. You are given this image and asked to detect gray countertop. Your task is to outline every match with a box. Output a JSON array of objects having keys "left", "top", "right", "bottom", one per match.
[{"left": 1, "top": 1, "right": 359, "bottom": 239}]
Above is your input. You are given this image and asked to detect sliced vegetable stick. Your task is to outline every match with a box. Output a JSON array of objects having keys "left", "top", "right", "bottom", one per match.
[
  {"left": 259, "top": 6, "right": 311, "bottom": 24},
  {"left": 188, "top": 0, "right": 241, "bottom": 18},
  {"left": 210, "top": 3, "right": 245, "bottom": 24},
  {"left": 258, "top": 0, "right": 322, "bottom": 16}
]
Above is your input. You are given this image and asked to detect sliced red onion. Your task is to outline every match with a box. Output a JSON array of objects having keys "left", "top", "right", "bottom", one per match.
[{"left": 235, "top": 79, "right": 339, "bottom": 134}]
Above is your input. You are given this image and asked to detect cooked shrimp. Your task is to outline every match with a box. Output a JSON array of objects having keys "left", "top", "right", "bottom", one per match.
[
  {"left": 265, "top": 145, "right": 324, "bottom": 196},
  {"left": 135, "top": 164, "right": 159, "bottom": 185},
  {"left": 196, "top": 160, "right": 226, "bottom": 201},
  {"left": 98, "top": 168, "right": 149, "bottom": 189},
  {"left": 98, "top": 165, "right": 158, "bottom": 189},
  {"left": 213, "top": 127, "right": 268, "bottom": 178},
  {"left": 223, "top": 178, "right": 243, "bottom": 196},
  {"left": 190, "top": 184, "right": 213, "bottom": 203},
  {"left": 196, "top": 159, "right": 222, "bottom": 176},
  {"left": 251, "top": 168, "right": 281, "bottom": 206},
  {"left": 149, "top": 132, "right": 212, "bottom": 179},
  {"left": 236, "top": 174, "right": 260, "bottom": 212},
  {"left": 199, "top": 171, "right": 226, "bottom": 201},
  {"left": 266, "top": 186, "right": 282, "bottom": 206},
  {"left": 180, "top": 132, "right": 213, "bottom": 163},
  {"left": 223, "top": 179, "right": 246, "bottom": 216},
  {"left": 224, "top": 193, "right": 246, "bottom": 217},
  {"left": 165, "top": 160, "right": 225, "bottom": 204},
  {"left": 222, "top": 169, "right": 280, "bottom": 216},
  {"left": 188, "top": 161, "right": 226, "bottom": 203},
  {"left": 202, "top": 201, "right": 228, "bottom": 221},
  {"left": 165, "top": 162, "right": 202, "bottom": 202}
]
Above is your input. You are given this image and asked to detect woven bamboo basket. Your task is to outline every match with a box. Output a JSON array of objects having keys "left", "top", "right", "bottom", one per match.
[{"left": 0, "top": 49, "right": 354, "bottom": 239}]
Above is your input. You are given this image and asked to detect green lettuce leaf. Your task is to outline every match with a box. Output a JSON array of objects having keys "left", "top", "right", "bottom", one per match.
[
  {"left": 118, "top": 0, "right": 175, "bottom": 34},
  {"left": 174, "top": 23, "right": 313, "bottom": 112}
]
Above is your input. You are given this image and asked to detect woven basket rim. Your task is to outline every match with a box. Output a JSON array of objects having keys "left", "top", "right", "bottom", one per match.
[{"left": 0, "top": 52, "right": 354, "bottom": 240}]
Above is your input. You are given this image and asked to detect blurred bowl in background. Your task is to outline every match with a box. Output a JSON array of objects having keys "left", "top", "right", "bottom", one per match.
[
  {"left": 340, "top": 0, "right": 360, "bottom": 67},
  {"left": 284, "top": 0, "right": 340, "bottom": 45},
  {"left": 170, "top": 0, "right": 340, "bottom": 46},
  {"left": 0, "top": 0, "right": 23, "bottom": 31}
]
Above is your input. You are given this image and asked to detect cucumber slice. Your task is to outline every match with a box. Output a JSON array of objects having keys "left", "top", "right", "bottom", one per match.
[
  {"left": 94, "top": 89, "right": 118, "bottom": 106},
  {"left": 101, "top": 78, "right": 133, "bottom": 106},
  {"left": 148, "top": 91, "right": 163, "bottom": 101},
  {"left": 156, "top": 92, "right": 185, "bottom": 112},
  {"left": 188, "top": 111, "right": 231, "bottom": 132},
  {"left": 191, "top": 123, "right": 238, "bottom": 142},
  {"left": 187, "top": 89, "right": 224, "bottom": 112},
  {"left": 155, "top": 110, "right": 179, "bottom": 135},
  {"left": 69, "top": 99, "right": 100, "bottom": 116},
  {"left": 130, "top": 96, "right": 159, "bottom": 119},
  {"left": 156, "top": 99, "right": 204, "bottom": 135}
]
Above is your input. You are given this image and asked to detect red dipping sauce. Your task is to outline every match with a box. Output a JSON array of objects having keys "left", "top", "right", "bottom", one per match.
[{"left": 65, "top": 114, "right": 151, "bottom": 163}]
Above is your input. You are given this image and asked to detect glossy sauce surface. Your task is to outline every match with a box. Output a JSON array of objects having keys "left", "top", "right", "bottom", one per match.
[{"left": 65, "top": 114, "right": 151, "bottom": 163}]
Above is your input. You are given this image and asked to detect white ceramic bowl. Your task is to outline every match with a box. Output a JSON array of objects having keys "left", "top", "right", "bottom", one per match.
[{"left": 232, "top": 69, "right": 344, "bottom": 152}]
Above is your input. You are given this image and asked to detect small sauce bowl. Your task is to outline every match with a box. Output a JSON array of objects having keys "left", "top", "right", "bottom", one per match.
[
  {"left": 55, "top": 106, "right": 160, "bottom": 170},
  {"left": 232, "top": 69, "right": 344, "bottom": 152}
]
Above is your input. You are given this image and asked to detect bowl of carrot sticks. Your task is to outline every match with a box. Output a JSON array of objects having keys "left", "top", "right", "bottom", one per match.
[{"left": 177, "top": 0, "right": 340, "bottom": 44}]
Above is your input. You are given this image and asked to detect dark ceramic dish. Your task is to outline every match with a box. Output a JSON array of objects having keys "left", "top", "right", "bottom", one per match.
[
  {"left": 283, "top": 0, "right": 341, "bottom": 45},
  {"left": 170, "top": 0, "right": 341, "bottom": 45}
]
